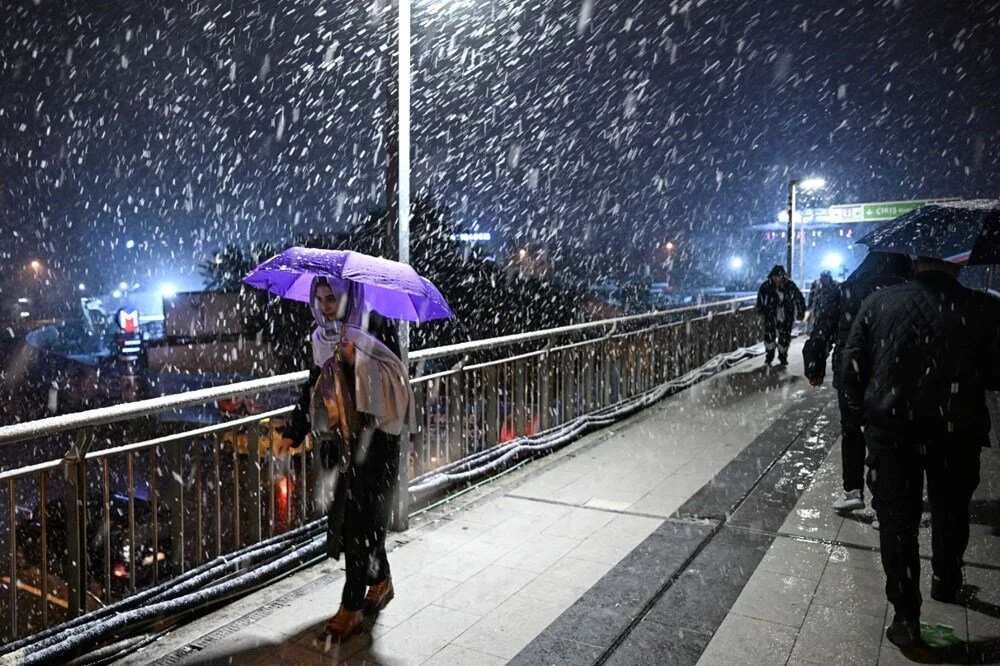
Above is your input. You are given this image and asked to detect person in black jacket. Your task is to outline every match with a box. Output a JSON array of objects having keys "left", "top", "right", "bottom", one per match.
[
  {"left": 802, "top": 253, "right": 911, "bottom": 517},
  {"left": 841, "top": 256, "right": 1000, "bottom": 651},
  {"left": 755, "top": 265, "right": 806, "bottom": 365}
]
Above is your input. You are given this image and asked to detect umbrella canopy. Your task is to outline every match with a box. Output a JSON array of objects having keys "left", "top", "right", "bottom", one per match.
[
  {"left": 242, "top": 247, "right": 455, "bottom": 323},
  {"left": 856, "top": 199, "right": 1000, "bottom": 265}
]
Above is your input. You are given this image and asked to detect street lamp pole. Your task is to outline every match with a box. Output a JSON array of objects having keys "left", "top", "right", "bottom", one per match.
[
  {"left": 786, "top": 179, "right": 798, "bottom": 279},
  {"left": 786, "top": 177, "right": 825, "bottom": 284},
  {"left": 385, "top": 0, "right": 412, "bottom": 530}
]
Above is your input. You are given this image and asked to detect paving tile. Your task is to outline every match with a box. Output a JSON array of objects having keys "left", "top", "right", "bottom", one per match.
[
  {"left": 828, "top": 544, "right": 883, "bottom": 573},
  {"left": 583, "top": 497, "right": 634, "bottom": 511},
  {"left": 540, "top": 506, "right": 617, "bottom": 540},
  {"left": 420, "top": 644, "right": 508, "bottom": 666},
  {"left": 435, "top": 565, "right": 537, "bottom": 616},
  {"left": 372, "top": 573, "right": 463, "bottom": 630},
  {"left": 259, "top": 586, "right": 341, "bottom": 638},
  {"left": 476, "top": 511, "right": 568, "bottom": 549},
  {"left": 389, "top": 541, "right": 457, "bottom": 578},
  {"left": 367, "top": 604, "right": 481, "bottom": 666},
  {"left": 645, "top": 527, "right": 772, "bottom": 633},
  {"left": 419, "top": 537, "right": 516, "bottom": 583},
  {"left": 790, "top": 604, "right": 884, "bottom": 665},
  {"left": 921, "top": 599, "right": 969, "bottom": 643},
  {"left": 758, "top": 536, "right": 831, "bottom": 581},
  {"left": 730, "top": 569, "right": 818, "bottom": 628},
  {"left": 175, "top": 625, "right": 289, "bottom": 665},
  {"left": 522, "top": 556, "right": 613, "bottom": 602},
  {"left": 966, "top": 566, "right": 1000, "bottom": 638},
  {"left": 496, "top": 534, "right": 582, "bottom": 574},
  {"left": 812, "top": 562, "right": 888, "bottom": 619},
  {"left": 246, "top": 639, "right": 346, "bottom": 666},
  {"left": 697, "top": 613, "right": 797, "bottom": 665},
  {"left": 658, "top": 472, "right": 716, "bottom": 498},
  {"left": 506, "top": 636, "right": 605, "bottom": 666},
  {"left": 603, "top": 619, "right": 713, "bottom": 666},
  {"left": 416, "top": 518, "right": 494, "bottom": 551},
  {"left": 969, "top": 635, "right": 1000, "bottom": 664},
  {"left": 452, "top": 589, "right": 566, "bottom": 659},
  {"left": 836, "top": 514, "right": 882, "bottom": 550},
  {"left": 567, "top": 518, "right": 660, "bottom": 565},
  {"left": 627, "top": 486, "right": 689, "bottom": 518}
]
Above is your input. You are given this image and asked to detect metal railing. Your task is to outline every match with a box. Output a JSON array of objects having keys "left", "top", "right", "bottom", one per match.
[{"left": 0, "top": 297, "right": 759, "bottom": 643}]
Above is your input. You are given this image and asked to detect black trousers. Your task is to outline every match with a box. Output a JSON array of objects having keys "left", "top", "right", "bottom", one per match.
[
  {"left": 837, "top": 391, "right": 866, "bottom": 493},
  {"left": 762, "top": 319, "right": 793, "bottom": 359},
  {"left": 865, "top": 428, "right": 981, "bottom": 621},
  {"left": 341, "top": 430, "right": 400, "bottom": 610}
]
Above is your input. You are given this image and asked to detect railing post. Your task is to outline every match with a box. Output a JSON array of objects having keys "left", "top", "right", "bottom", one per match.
[
  {"left": 561, "top": 349, "right": 574, "bottom": 421},
  {"left": 485, "top": 365, "right": 500, "bottom": 446},
  {"left": 246, "top": 427, "right": 263, "bottom": 545},
  {"left": 64, "top": 427, "right": 94, "bottom": 619},
  {"left": 164, "top": 440, "right": 186, "bottom": 577},
  {"left": 448, "top": 361, "right": 466, "bottom": 464},
  {"left": 539, "top": 354, "right": 551, "bottom": 431},
  {"left": 583, "top": 346, "right": 596, "bottom": 412},
  {"left": 602, "top": 339, "right": 613, "bottom": 406},
  {"left": 412, "top": 384, "right": 426, "bottom": 475},
  {"left": 514, "top": 360, "right": 527, "bottom": 437}
]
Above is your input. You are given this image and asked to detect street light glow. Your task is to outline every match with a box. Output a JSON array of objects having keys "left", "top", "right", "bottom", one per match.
[
  {"left": 78, "top": 284, "right": 86, "bottom": 291},
  {"left": 730, "top": 257, "right": 745, "bottom": 270},
  {"left": 30, "top": 260, "right": 41, "bottom": 271},
  {"left": 822, "top": 252, "right": 844, "bottom": 270},
  {"left": 160, "top": 283, "right": 177, "bottom": 298},
  {"left": 119, "top": 281, "right": 128, "bottom": 290},
  {"left": 112, "top": 290, "right": 122, "bottom": 298},
  {"left": 799, "top": 177, "right": 826, "bottom": 190},
  {"left": 665, "top": 242, "right": 676, "bottom": 251}
]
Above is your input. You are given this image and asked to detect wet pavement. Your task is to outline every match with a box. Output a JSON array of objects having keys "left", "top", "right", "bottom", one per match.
[{"left": 110, "top": 340, "right": 1000, "bottom": 666}]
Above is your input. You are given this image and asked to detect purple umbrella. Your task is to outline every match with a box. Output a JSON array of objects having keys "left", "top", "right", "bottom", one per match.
[{"left": 242, "top": 247, "right": 455, "bottom": 323}]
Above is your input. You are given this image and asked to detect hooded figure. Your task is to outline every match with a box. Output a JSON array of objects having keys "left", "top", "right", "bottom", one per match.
[
  {"left": 279, "top": 276, "right": 413, "bottom": 639},
  {"left": 755, "top": 265, "right": 806, "bottom": 365}
]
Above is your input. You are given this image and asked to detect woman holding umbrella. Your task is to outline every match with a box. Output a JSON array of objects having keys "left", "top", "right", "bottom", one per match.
[{"left": 246, "top": 247, "right": 453, "bottom": 640}]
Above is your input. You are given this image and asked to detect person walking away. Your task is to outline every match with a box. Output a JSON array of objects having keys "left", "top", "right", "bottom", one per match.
[
  {"left": 803, "top": 253, "right": 911, "bottom": 517},
  {"left": 841, "top": 256, "right": 1000, "bottom": 651},
  {"left": 276, "top": 276, "right": 413, "bottom": 640},
  {"left": 755, "top": 265, "right": 806, "bottom": 365},
  {"left": 805, "top": 271, "right": 836, "bottom": 333}
]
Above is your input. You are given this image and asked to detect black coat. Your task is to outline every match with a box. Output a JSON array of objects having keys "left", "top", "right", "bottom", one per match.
[
  {"left": 841, "top": 271, "right": 1000, "bottom": 442},
  {"left": 803, "top": 270, "right": 908, "bottom": 387},
  {"left": 756, "top": 279, "right": 806, "bottom": 326}
]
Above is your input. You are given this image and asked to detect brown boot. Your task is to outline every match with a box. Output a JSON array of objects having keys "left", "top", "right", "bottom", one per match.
[
  {"left": 363, "top": 577, "right": 394, "bottom": 616},
  {"left": 324, "top": 605, "right": 364, "bottom": 640}
]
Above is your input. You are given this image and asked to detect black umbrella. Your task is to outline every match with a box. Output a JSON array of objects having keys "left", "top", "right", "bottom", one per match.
[{"left": 857, "top": 199, "right": 1000, "bottom": 265}]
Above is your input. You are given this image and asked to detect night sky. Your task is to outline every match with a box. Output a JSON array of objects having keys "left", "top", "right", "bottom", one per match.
[{"left": 1, "top": 0, "right": 998, "bottom": 292}]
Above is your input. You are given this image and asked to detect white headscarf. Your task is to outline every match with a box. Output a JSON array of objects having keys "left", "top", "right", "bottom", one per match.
[{"left": 309, "top": 277, "right": 373, "bottom": 368}]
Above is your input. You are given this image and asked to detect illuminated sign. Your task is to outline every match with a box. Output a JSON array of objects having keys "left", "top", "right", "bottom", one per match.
[
  {"left": 453, "top": 232, "right": 492, "bottom": 242},
  {"left": 116, "top": 308, "right": 140, "bottom": 334}
]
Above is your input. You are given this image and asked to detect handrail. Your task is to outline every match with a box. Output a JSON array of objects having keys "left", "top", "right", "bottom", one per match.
[
  {"left": 0, "top": 372, "right": 308, "bottom": 446},
  {"left": 408, "top": 296, "right": 754, "bottom": 361},
  {"left": 0, "top": 296, "right": 754, "bottom": 447}
]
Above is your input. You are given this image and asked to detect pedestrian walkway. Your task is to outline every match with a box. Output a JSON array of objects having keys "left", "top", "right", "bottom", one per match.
[{"left": 112, "top": 340, "right": 1000, "bottom": 666}]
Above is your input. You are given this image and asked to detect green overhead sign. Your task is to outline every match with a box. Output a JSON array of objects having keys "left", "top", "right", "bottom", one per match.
[
  {"left": 863, "top": 201, "right": 931, "bottom": 220},
  {"left": 826, "top": 198, "right": 960, "bottom": 223}
]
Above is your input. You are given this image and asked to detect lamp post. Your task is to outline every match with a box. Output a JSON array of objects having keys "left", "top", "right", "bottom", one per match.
[
  {"left": 385, "top": 0, "right": 412, "bottom": 530},
  {"left": 786, "top": 177, "right": 825, "bottom": 284}
]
